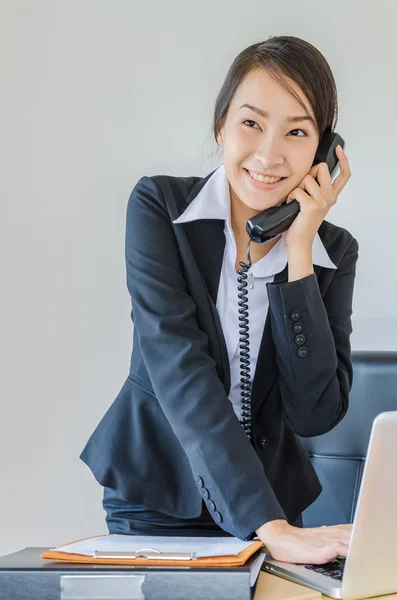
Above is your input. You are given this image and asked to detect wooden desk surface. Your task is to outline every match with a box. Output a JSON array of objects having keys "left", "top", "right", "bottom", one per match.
[
  {"left": 254, "top": 571, "right": 397, "bottom": 600},
  {"left": 254, "top": 571, "right": 322, "bottom": 600}
]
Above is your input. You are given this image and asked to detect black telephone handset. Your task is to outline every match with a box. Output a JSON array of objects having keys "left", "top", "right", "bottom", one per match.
[
  {"left": 246, "top": 129, "right": 345, "bottom": 244},
  {"left": 237, "top": 129, "right": 345, "bottom": 441}
]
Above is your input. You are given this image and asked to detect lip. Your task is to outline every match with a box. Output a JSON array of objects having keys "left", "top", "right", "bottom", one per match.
[{"left": 244, "top": 168, "right": 287, "bottom": 190}]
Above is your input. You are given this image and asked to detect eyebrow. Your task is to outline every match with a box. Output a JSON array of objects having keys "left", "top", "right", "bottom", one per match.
[{"left": 239, "top": 103, "right": 315, "bottom": 126}]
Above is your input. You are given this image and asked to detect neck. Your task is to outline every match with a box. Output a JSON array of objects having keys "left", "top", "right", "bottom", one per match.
[
  {"left": 229, "top": 185, "right": 258, "bottom": 240},
  {"left": 229, "top": 184, "right": 281, "bottom": 265}
]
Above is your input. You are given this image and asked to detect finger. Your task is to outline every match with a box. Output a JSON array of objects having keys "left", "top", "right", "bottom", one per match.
[
  {"left": 308, "top": 162, "right": 321, "bottom": 183},
  {"left": 336, "top": 542, "right": 349, "bottom": 557},
  {"left": 304, "top": 530, "right": 352, "bottom": 546},
  {"left": 328, "top": 541, "right": 350, "bottom": 557},
  {"left": 301, "top": 174, "right": 330, "bottom": 211},
  {"left": 310, "top": 543, "right": 349, "bottom": 565},
  {"left": 314, "top": 162, "right": 334, "bottom": 205},
  {"left": 323, "top": 524, "right": 353, "bottom": 530},
  {"left": 286, "top": 187, "right": 316, "bottom": 211},
  {"left": 319, "top": 527, "right": 352, "bottom": 540},
  {"left": 331, "top": 145, "right": 351, "bottom": 197},
  {"left": 317, "top": 532, "right": 351, "bottom": 545}
]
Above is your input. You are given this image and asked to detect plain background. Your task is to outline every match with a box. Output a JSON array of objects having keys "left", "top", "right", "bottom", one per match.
[{"left": 1, "top": 0, "right": 396, "bottom": 557}]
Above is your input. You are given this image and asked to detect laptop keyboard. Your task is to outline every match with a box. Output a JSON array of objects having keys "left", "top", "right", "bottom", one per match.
[{"left": 304, "top": 557, "right": 346, "bottom": 581}]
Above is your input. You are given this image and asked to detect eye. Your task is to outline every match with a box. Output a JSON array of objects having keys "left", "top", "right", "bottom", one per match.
[
  {"left": 243, "top": 120, "right": 308, "bottom": 137},
  {"left": 289, "top": 129, "right": 308, "bottom": 137},
  {"left": 243, "top": 119, "right": 260, "bottom": 129}
]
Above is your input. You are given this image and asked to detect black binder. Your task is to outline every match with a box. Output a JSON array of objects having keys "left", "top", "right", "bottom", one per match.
[{"left": 0, "top": 546, "right": 265, "bottom": 600}]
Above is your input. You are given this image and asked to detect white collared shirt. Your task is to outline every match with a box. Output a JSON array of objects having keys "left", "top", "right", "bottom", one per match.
[{"left": 173, "top": 164, "right": 337, "bottom": 422}]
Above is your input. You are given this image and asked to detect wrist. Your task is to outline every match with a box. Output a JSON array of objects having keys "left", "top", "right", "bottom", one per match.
[
  {"left": 286, "top": 243, "right": 312, "bottom": 255},
  {"left": 255, "top": 518, "right": 291, "bottom": 543},
  {"left": 286, "top": 245, "right": 314, "bottom": 282}
]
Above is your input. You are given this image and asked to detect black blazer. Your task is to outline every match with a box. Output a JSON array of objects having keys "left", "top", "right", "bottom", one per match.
[{"left": 80, "top": 169, "right": 359, "bottom": 541}]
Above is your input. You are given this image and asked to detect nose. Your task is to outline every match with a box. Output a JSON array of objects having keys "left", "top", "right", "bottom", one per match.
[{"left": 253, "top": 134, "right": 285, "bottom": 169}]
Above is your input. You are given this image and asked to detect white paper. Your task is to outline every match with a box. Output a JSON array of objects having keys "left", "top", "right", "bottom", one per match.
[
  {"left": 250, "top": 551, "right": 266, "bottom": 587},
  {"left": 53, "top": 534, "right": 257, "bottom": 558}
]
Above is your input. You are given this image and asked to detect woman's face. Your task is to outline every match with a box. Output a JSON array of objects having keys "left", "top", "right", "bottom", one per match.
[{"left": 217, "top": 68, "right": 320, "bottom": 214}]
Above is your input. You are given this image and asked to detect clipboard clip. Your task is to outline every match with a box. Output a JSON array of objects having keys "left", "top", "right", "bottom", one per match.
[{"left": 94, "top": 547, "right": 198, "bottom": 561}]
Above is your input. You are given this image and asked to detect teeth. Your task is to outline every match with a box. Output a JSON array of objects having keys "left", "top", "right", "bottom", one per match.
[{"left": 248, "top": 170, "right": 283, "bottom": 184}]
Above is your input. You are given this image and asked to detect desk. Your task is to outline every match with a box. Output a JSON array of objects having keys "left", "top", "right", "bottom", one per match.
[
  {"left": 254, "top": 571, "right": 397, "bottom": 600},
  {"left": 1, "top": 547, "right": 395, "bottom": 600}
]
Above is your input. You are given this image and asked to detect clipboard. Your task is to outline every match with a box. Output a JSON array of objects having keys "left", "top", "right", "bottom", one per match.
[
  {"left": 93, "top": 548, "right": 197, "bottom": 560},
  {"left": 41, "top": 534, "right": 264, "bottom": 567}
]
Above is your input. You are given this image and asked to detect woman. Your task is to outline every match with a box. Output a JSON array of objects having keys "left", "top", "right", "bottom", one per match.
[{"left": 80, "top": 35, "right": 358, "bottom": 565}]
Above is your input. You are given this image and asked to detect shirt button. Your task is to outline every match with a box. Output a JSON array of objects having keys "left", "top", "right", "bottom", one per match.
[
  {"left": 202, "top": 488, "right": 210, "bottom": 500},
  {"left": 259, "top": 435, "right": 269, "bottom": 449},
  {"left": 297, "top": 346, "right": 309, "bottom": 358},
  {"left": 196, "top": 476, "right": 204, "bottom": 488},
  {"left": 292, "top": 322, "right": 303, "bottom": 333},
  {"left": 208, "top": 500, "right": 216, "bottom": 512},
  {"left": 214, "top": 511, "right": 223, "bottom": 523},
  {"left": 290, "top": 310, "right": 301, "bottom": 321},
  {"left": 295, "top": 334, "right": 306, "bottom": 345}
]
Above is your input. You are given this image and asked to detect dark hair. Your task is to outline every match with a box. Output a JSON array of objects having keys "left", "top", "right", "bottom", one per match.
[{"left": 212, "top": 36, "right": 338, "bottom": 146}]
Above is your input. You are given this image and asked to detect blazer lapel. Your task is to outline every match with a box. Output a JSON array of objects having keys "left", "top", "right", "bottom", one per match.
[
  {"left": 183, "top": 219, "right": 226, "bottom": 306},
  {"left": 180, "top": 217, "right": 231, "bottom": 394}
]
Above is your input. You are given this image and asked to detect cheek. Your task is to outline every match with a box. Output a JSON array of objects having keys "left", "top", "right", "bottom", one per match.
[
  {"left": 223, "top": 128, "right": 252, "bottom": 156},
  {"left": 292, "top": 156, "right": 315, "bottom": 183}
]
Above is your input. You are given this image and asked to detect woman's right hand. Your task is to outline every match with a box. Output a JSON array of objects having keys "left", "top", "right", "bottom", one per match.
[{"left": 256, "top": 519, "right": 352, "bottom": 565}]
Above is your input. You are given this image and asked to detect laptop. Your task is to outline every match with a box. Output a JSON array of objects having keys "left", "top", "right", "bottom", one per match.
[{"left": 261, "top": 410, "right": 397, "bottom": 599}]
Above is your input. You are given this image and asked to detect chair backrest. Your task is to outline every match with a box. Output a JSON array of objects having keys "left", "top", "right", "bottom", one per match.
[{"left": 300, "top": 351, "right": 397, "bottom": 527}]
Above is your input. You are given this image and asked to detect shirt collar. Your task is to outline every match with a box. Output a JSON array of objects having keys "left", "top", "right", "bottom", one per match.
[{"left": 173, "top": 164, "right": 337, "bottom": 276}]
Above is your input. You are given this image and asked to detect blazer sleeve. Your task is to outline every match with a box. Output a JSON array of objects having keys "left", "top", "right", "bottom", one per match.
[
  {"left": 265, "top": 236, "right": 359, "bottom": 437},
  {"left": 125, "top": 175, "right": 287, "bottom": 540}
]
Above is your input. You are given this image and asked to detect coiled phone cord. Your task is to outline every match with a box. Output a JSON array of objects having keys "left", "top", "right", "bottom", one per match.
[{"left": 237, "top": 238, "right": 253, "bottom": 440}]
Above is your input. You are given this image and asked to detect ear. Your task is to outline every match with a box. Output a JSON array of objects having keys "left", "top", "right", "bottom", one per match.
[{"left": 216, "top": 127, "right": 224, "bottom": 147}]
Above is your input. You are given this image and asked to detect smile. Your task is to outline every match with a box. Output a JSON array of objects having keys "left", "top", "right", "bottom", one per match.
[
  {"left": 244, "top": 168, "right": 287, "bottom": 190},
  {"left": 248, "top": 171, "right": 283, "bottom": 183}
]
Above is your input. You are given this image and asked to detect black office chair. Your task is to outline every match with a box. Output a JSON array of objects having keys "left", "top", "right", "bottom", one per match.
[{"left": 300, "top": 351, "right": 397, "bottom": 527}]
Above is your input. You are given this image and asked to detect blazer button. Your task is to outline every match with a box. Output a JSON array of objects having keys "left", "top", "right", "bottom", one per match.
[
  {"left": 202, "top": 488, "right": 210, "bottom": 500},
  {"left": 259, "top": 434, "right": 269, "bottom": 449},
  {"left": 290, "top": 310, "right": 301, "bottom": 321},
  {"left": 208, "top": 500, "right": 216, "bottom": 512},
  {"left": 292, "top": 322, "right": 303, "bottom": 333},
  {"left": 297, "top": 346, "right": 309, "bottom": 358},
  {"left": 214, "top": 511, "right": 223, "bottom": 523},
  {"left": 295, "top": 334, "right": 306, "bottom": 345},
  {"left": 196, "top": 476, "right": 204, "bottom": 488}
]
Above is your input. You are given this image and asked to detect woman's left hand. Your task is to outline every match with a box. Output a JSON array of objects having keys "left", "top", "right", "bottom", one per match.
[{"left": 284, "top": 145, "right": 351, "bottom": 250}]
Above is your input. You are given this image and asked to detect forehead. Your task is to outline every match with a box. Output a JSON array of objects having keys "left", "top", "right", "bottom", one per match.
[{"left": 229, "top": 68, "right": 314, "bottom": 121}]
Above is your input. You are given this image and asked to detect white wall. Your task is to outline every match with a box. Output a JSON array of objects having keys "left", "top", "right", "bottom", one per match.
[{"left": 1, "top": 0, "right": 396, "bottom": 557}]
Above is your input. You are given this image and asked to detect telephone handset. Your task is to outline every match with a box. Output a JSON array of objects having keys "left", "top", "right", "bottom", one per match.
[
  {"left": 246, "top": 129, "right": 345, "bottom": 244},
  {"left": 237, "top": 129, "right": 345, "bottom": 440}
]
